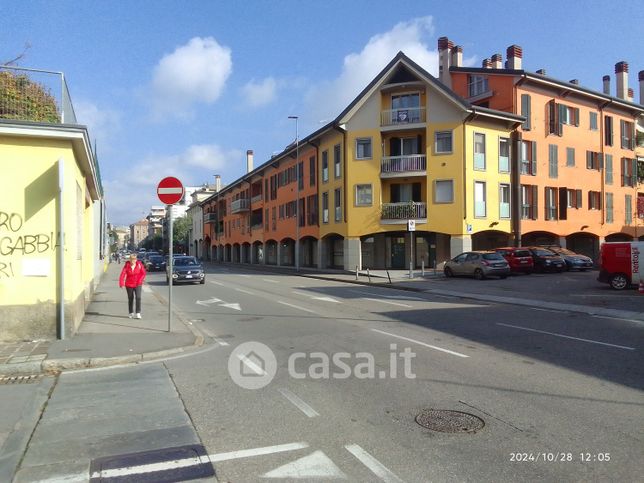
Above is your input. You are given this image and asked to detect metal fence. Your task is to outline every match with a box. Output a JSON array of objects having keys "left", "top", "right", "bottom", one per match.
[
  {"left": 381, "top": 202, "right": 427, "bottom": 220},
  {"left": 0, "top": 65, "right": 77, "bottom": 124}
]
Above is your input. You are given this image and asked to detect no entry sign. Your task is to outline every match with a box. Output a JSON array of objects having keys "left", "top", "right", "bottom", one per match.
[{"left": 157, "top": 177, "right": 184, "bottom": 205}]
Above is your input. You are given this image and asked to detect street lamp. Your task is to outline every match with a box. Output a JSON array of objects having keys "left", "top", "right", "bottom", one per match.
[{"left": 288, "top": 115, "right": 300, "bottom": 271}]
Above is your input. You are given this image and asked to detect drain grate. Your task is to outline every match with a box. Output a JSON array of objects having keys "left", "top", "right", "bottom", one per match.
[
  {"left": 416, "top": 409, "right": 484, "bottom": 433},
  {"left": 0, "top": 375, "right": 42, "bottom": 385}
]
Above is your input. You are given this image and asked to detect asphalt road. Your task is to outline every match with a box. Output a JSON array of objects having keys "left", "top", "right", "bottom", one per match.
[{"left": 13, "top": 265, "right": 644, "bottom": 482}]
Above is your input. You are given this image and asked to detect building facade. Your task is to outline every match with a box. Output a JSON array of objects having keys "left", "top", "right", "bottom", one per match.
[{"left": 129, "top": 219, "right": 149, "bottom": 249}]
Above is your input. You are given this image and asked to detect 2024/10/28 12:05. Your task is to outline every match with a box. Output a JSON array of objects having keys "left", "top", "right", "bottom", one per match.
[{"left": 510, "top": 453, "right": 611, "bottom": 462}]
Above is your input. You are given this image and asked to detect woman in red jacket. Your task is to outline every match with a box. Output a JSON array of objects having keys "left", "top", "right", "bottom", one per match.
[{"left": 119, "top": 253, "right": 147, "bottom": 319}]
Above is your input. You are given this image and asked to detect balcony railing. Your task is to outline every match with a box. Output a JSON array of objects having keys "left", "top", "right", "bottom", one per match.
[
  {"left": 231, "top": 198, "right": 250, "bottom": 213},
  {"left": 381, "top": 202, "right": 427, "bottom": 220},
  {"left": 251, "top": 194, "right": 263, "bottom": 204},
  {"left": 381, "top": 155, "right": 426, "bottom": 177},
  {"left": 381, "top": 107, "right": 426, "bottom": 127},
  {"left": 0, "top": 66, "right": 76, "bottom": 124},
  {"left": 204, "top": 213, "right": 218, "bottom": 224}
]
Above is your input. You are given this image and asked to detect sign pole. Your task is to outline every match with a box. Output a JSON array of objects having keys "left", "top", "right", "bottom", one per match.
[{"left": 168, "top": 206, "right": 173, "bottom": 332}]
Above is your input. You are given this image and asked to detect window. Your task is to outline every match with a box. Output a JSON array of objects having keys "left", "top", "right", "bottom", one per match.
[
  {"left": 605, "top": 192, "right": 613, "bottom": 223},
  {"left": 309, "top": 156, "right": 316, "bottom": 187},
  {"left": 605, "top": 154, "right": 613, "bottom": 185},
  {"left": 566, "top": 147, "right": 575, "bottom": 167},
  {"left": 499, "top": 184, "right": 510, "bottom": 218},
  {"left": 391, "top": 93, "right": 421, "bottom": 123},
  {"left": 474, "top": 181, "right": 486, "bottom": 217},
  {"left": 548, "top": 100, "right": 579, "bottom": 135},
  {"left": 566, "top": 189, "right": 582, "bottom": 209},
  {"left": 620, "top": 120, "right": 635, "bottom": 150},
  {"left": 356, "top": 138, "right": 372, "bottom": 159},
  {"left": 272, "top": 207, "right": 276, "bottom": 230},
  {"left": 521, "top": 140, "right": 537, "bottom": 175},
  {"left": 521, "top": 94, "right": 531, "bottom": 130},
  {"left": 588, "top": 191, "right": 601, "bottom": 210},
  {"left": 474, "top": 133, "right": 486, "bottom": 170},
  {"left": 298, "top": 161, "right": 304, "bottom": 190},
  {"left": 434, "top": 180, "right": 454, "bottom": 203},
  {"left": 355, "top": 184, "right": 372, "bottom": 206},
  {"left": 265, "top": 208, "right": 269, "bottom": 231},
  {"left": 265, "top": 179, "right": 269, "bottom": 202},
  {"left": 468, "top": 75, "right": 489, "bottom": 97},
  {"left": 334, "top": 188, "right": 342, "bottom": 222},
  {"left": 586, "top": 151, "right": 602, "bottom": 170},
  {"left": 545, "top": 187, "right": 558, "bottom": 220},
  {"left": 334, "top": 144, "right": 341, "bottom": 178},
  {"left": 621, "top": 157, "right": 637, "bottom": 187},
  {"left": 499, "top": 138, "right": 510, "bottom": 172},
  {"left": 521, "top": 184, "right": 538, "bottom": 220},
  {"left": 322, "top": 150, "right": 329, "bottom": 182},
  {"left": 548, "top": 144, "right": 558, "bottom": 178},
  {"left": 435, "top": 131, "right": 453, "bottom": 154},
  {"left": 391, "top": 183, "right": 421, "bottom": 202},
  {"left": 306, "top": 194, "right": 318, "bottom": 225},
  {"left": 625, "top": 194, "right": 632, "bottom": 225},
  {"left": 589, "top": 112, "right": 598, "bottom": 131},
  {"left": 604, "top": 116, "right": 613, "bottom": 146},
  {"left": 322, "top": 192, "right": 329, "bottom": 223}
]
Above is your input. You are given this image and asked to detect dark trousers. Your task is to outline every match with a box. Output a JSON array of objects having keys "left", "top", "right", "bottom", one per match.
[{"left": 126, "top": 286, "right": 142, "bottom": 314}]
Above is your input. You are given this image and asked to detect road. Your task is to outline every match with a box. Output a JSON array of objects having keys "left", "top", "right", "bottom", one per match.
[{"left": 14, "top": 265, "right": 644, "bottom": 482}]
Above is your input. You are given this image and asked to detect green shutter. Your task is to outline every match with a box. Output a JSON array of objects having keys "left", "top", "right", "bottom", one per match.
[
  {"left": 625, "top": 195, "right": 632, "bottom": 224},
  {"left": 576, "top": 189, "right": 582, "bottom": 208},
  {"left": 532, "top": 185, "right": 538, "bottom": 219},
  {"left": 586, "top": 151, "right": 592, "bottom": 169},
  {"left": 605, "top": 154, "right": 613, "bottom": 185},
  {"left": 566, "top": 147, "right": 575, "bottom": 167},
  {"left": 521, "top": 94, "right": 531, "bottom": 130},
  {"left": 549, "top": 144, "right": 558, "bottom": 178},
  {"left": 557, "top": 104, "right": 565, "bottom": 135},
  {"left": 574, "top": 108, "right": 580, "bottom": 126},
  {"left": 531, "top": 142, "right": 537, "bottom": 175}
]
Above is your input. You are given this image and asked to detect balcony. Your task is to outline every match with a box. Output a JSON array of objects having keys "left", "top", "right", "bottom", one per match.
[
  {"left": 231, "top": 198, "right": 250, "bottom": 213},
  {"left": 381, "top": 202, "right": 427, "bottom": 224},
  {"left": 0, "top": 66, "right": 76, "bottom": 124},
  {"left": 380, "top": 155, "right": 426, "bottom": 178},
  {"left": 251, "top": 194, "right": 263, "bottom": 205},
  {"left": 380, "top": 107, "right": 425, "bottom": 128},
  {"left": 204, "top": 213, "right": 218, "bottom": 224}
]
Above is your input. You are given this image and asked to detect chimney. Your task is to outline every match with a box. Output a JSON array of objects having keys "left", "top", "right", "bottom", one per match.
[
  {"left": 615, "top": 61, "right": 628, "bottom": 99},
  {"left": 627, "top": 88, "right": 634, "bottom": 102},
  {"left": 639, "top": 71, "right": 644, "bottom": 105},
  {"left": 570, "top": 79, "right": 579, "bottom": 85},
  {"left": 491, "top": 53, "right": 502, "bottom": 69},
  {"left": 536, "top": 69, "right": 546, "bottom": 75},
  {"left": 214, "top": 175, "right": 221, "bottom": 193},
  {"left": 451, "top": 45, "right": 463, "bottom": 68},
  {"left": 482, "top": 58, "right": 492, "bottom": 69},
  {"left": 437, "top": 36, "right": 453, "bottom": 87},
  {"left": 602, "top": 75, "right": 611, "bottom": 95},
  {"left": 506, "top": 45, "right": 522, "bottom": 70},
  {"left": 246, "top": 149, "right": 254, "bottom": 173}
]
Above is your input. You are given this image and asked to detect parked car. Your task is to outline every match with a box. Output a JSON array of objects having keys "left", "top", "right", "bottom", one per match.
[
  {"left": 526, "top": 247, "right": 565, "bottom": 272},
  {"left": 539, "top": 246, "right": 594, "bottom": 271},
  {"left": 494, "top": 247, "right": 534, "bottom": 274},
  {"left": 444, "top": 251, "right": 510, "bottom": 280},
  {"left": 145, "top": 255, "right": 166, "bottom": 272},
  {"left": 597, "top": 241, "right": 643, "bottom": 290},
  {"left": 166, "top": 256, "right": 205, "bottom": 284}
]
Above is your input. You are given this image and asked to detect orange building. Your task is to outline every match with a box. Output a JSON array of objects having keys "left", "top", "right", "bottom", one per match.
[{"left": 443, "top": 37, "right": 644, "bottom": 259}]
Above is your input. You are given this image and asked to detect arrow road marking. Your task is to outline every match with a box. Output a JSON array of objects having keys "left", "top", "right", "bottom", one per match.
[
  {"left": 219, "top": 302, "right": 241, "bottom": 311},
  {"left": 345, "top": 444, "right": 404, "bottom": 483},
  {"left": 195, "top": 298, "right": 241, "bottom": 311},
  {"left": 262, "top": 450, "right": 346, "bottom": 479},
  {"left": 196, "top": 297, "right": 222, "bottom": 306}
]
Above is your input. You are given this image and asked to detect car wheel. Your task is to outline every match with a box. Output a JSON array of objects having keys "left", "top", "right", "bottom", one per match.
[
  {"left": 499, "top": 275, "right": 507, "bottom": 279},
  {"left": 444, "top": 267, "right": 453, "bottom": 278},
  {"left": 609, "top": 273, "right": 628, "bottom": 290},
  {"left": 474, "top": 269, "right": 485, "bottom": 280},
  {"left": 200, "top": 279, "right": 205, "bottom": 284}
]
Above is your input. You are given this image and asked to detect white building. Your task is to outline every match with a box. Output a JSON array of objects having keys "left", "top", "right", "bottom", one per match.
[{"left": 187, "top": 186, "right": 216, "bottom": 258}]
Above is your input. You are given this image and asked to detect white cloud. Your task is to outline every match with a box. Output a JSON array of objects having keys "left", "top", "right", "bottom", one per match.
[
  {"left": 74, "top": 100, "right": 121, "bottom": 150},
  {"left": 307, "top": 17, "right": 440, "bottom": 121},
  {"left": 241, "top": 77, "right": 278, "bottom": 107},
  {"left": 149, "top": 37, "right": 232, "bottom": 119}
]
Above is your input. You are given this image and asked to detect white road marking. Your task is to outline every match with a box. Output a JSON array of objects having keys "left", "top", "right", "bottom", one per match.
[
  {"left": 278, "top": 388, "right": 320, "bottom": 418},
  {"left": 91, "top": 454, "right": 211, "bottom": 479},
  {"left": 363, "top": 298, "right": 412, "bottom": 308},
  {"left": 352, "top": 289, "right": 423, "bottom": 301},
  {"left": 345, "top": 444, "right": 404, "bottom": 483},
  {"left": 199, "top": 327, "right": 230, "bottom": 346},
  {"left": 292, "top": 291, "right": 341, "bottom": 303},
  {"left": 238, "top": 354, "right": 267, "bottom": 375},
  {"left": 262, "top": 450, "right": 346, "bottom": 479},
  {"left": 278, "top": 301, "right": 317, "bottom": 314},
  {"left": 209, "top": 442, "right": 310, "bottom": 462},
  {"left": 219, "top": 302, "right": 242, "bottom": 311},
  {"left": 209, "top": 280, "right": 224, "bottom": 286},
  {"left": 196, "top": 297, "right": 222, "bottom": 306},
  {"left": 570, "top": 293, "right": 639, "bottom": 298},
  {"left": 371, "top": 329, "right": 469, "bottom": 358},
  {"left": 263, "top": 278, "right": 279, "bottom": 283},
  {"left": 497, "top": 323, "right": 636, "bottom": 350},
  {"left": 239, "top": 274, "right": 252, "bottom": 278},
  {"left": 235, "top": 287, "right": 256, "bottom": 295},
  {"left": 529, "top": 307, "right": 562, "bottom": 313},
  {"left": 142, "top": 285, "right": 152, "bottom": 293}
]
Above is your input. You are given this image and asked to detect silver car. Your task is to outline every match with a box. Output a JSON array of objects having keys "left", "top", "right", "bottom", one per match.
[{"left": 444, "top": 251, "right": 510, "bottom": 280}]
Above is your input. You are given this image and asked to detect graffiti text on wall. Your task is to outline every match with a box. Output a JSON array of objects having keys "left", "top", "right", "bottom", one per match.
[{"left": 0, "top": 211, "right": 56, "bottom": 278}]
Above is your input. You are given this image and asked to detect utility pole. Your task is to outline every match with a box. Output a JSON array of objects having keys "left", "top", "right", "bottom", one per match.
[{"left": 289, "top": 115, "right": 300, "bottom": 271}]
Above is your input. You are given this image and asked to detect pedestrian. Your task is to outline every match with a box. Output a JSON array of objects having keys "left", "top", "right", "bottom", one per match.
[{"left": 119, "top": 252, "right": 146, "bottom": 319}]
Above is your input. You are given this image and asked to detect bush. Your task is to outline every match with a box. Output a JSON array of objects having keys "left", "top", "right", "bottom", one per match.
[{"left": 0, "top": 70, "right": 60, "bottom": 123}]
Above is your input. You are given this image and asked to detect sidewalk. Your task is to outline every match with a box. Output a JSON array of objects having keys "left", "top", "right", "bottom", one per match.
[{"left": 0, "top": 263, "right": 204, "bottom": 376}]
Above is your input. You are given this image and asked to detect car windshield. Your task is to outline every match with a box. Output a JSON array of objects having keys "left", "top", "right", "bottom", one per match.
[
  {"left": 514, "top": 250, "right": 531, "bottom": 257},
  {"left": 482, "top": 253, "right": 504, "bottom": 261},
  {"left": 149, "top": 256, "right": 163, "bottom": 262},
  {"left": 534, "top": 249, "right": 556, "bottom": 256},
  {"left": 174, "top": 257, "right": 198, "bottom": 266},
  {"left": 551, "top": 247, "right": 576, "bottom": 255}
]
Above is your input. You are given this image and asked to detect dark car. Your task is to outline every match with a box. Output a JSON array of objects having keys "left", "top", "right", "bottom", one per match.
[
  {"left": 526, "top": 247, "right": 565, "bottom": 272},
  {"left": 444, "top": 251, "right": 510, "bottom": 280},
  {"left": 166, "top": 256, "right": 205, "bottom": 284},
  {"left": 540, "top": 246, "right": 594, "bottom": 271},
  {"left": 494, "top": 247, "right": 534, "bottom": 274},
  {"left": 145, "top": 255, "right": 166, "bottom": 272}
]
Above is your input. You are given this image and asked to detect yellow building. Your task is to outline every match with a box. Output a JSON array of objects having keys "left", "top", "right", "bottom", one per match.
[
  {"left": 0, "top": 67, "right": 105, "bottom": 341},
  {"left": 316, "top": 52, "right": 523, "bottom": 269}
]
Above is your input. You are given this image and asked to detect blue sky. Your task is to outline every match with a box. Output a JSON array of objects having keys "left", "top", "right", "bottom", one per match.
[{"left": 2, "top": 0, "right": 642, "bottom": 225}]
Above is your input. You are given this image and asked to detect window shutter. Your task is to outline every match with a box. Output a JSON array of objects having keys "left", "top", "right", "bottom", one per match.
[
  {"left": 631, "top": 124, "right": 636, "bottom": 150},
  {"left": 598, "top": 153, "right": 603, "bottom": 170},
  {"left": 557, "top": 104, "right": 565, "bottom": 136},
  {"left": 632, "top": 158, "right": 638, "bottom": 186},
  {"left": 521, "top": 94, "right": 531, "bottom": 130},
  {"left": 576, "top": 189, "right": 582, "bottom": 208},
  {"left": 605, "top": 154, "right": 613, "bottom": 184},
  {"left": 532, "top": 185, "right": 538, "bottom": 219},
  {"left": 547, "top": 100, "right": 556, "bottom": 134},
  {"left": 531, "top": 142, "right": 537, "bottom": 175},
  {"left": 559, "top": 187, "right": 567, "bottom": 220},
  {"left": 586, "top": 151, "right": 591, "bottom": 169},
  {"left": 549, "top": 144, "right": 558, "bottom": 178},
  {"left": 573, "top": 108, "right": 580, "bottom": 126}
]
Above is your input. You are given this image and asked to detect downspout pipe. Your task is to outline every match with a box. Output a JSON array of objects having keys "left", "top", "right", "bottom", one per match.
[
  {"left": 462, "top": 111, "right": 476, "bottom": 225},
  {"left": 332, "top": 123, "right": 348, "bottom": 223},
  {"left": 57, "top": 158, "right": 65, "bottom": 339},
  {"left": 598, "top": 99, "right": 613, "bottom": 229},
  {"left": 306, "top": 140, "right": 321, "bottom": 227}
]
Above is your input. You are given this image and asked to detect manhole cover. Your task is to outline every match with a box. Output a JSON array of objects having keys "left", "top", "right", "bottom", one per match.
[
  {"left": 415, "top": 409, "right": 484, "bottom": 433},
  {"left": 0, "top": 375, "right": 42, "bottom": 385}
]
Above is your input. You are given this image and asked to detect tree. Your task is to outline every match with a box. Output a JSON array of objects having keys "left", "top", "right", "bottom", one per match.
[
  {"left": 638, "top": 157, "right": 644, "bottom": 185},
  {"left": 173, "top": 216, "right": 192, "bottom": 248}
]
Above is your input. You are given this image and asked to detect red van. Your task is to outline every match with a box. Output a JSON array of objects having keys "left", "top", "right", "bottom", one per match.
[
  {"left": 597, "top": 242, "right": 643, "bottom": 290},
  {"left": 494, "top": 247, "right": 534, "bottom": 274}
]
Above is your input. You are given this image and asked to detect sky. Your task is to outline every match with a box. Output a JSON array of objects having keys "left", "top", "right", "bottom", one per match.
[{"left": 1, "top": 0, "right": 642, "bottom": 226}]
